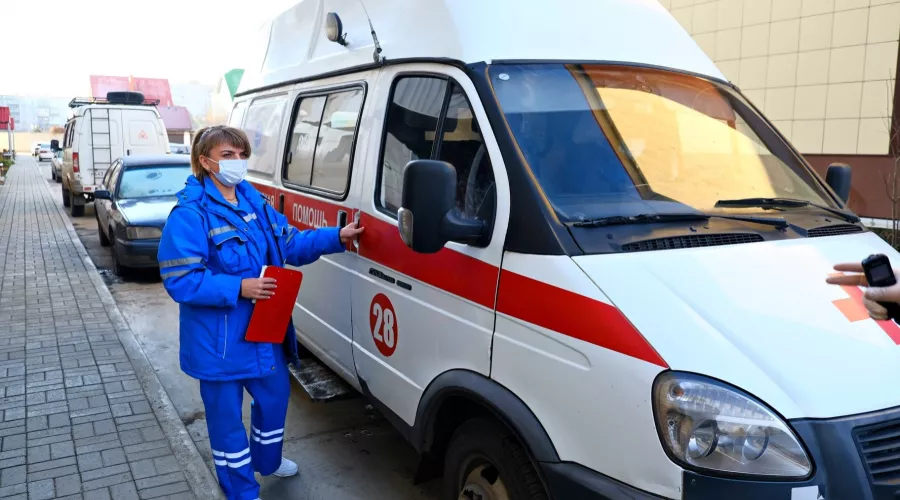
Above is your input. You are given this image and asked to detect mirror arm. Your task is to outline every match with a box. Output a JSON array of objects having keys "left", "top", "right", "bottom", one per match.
[{"left": 441, "top": 211, "right": 486, "bottom": 244}]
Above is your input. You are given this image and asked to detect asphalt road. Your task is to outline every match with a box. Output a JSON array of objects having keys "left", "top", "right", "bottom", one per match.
[{"left": 34, "top": 156, "right": 440, "bottom": 500}]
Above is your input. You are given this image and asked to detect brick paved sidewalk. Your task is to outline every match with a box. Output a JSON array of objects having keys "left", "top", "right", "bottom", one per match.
[{"left": 0, "top": 160, "right": 221, "bottom": 500}]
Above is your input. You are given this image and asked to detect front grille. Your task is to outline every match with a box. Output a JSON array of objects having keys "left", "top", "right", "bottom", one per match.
[
  {"left": 856, "top": 419, "right": 900, "bottom": 485},
  {"left": 620, "top": 233, "right": 763, "bottom": 253},
  {"left": 807, "top": 224, "right": 864, "bottom": 238}
]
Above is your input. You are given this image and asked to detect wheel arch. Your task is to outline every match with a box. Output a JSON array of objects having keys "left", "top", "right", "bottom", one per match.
[{"left": 411, "top": 369, "right": 560, "bottom": 465}]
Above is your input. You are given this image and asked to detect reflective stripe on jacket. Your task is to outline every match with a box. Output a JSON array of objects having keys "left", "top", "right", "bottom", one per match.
[{"left": 158, "top": 175, "right": 344, "bottom": 381}]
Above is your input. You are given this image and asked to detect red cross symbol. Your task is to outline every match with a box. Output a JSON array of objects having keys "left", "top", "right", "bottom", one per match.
[{"left": 831, "top": 272, "right": 900, "bottom": 344}]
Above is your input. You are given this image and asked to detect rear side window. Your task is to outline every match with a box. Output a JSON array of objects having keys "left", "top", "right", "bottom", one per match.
[
  {"left": 377, "top": 76, "right": 496, "bottom": 221},
  {"left": 229, "top": 101, "right": 248, "bottom": 128},
  {"left": 242, "top": 95, "right": 288, "bottom": 176},
  {"left": 282, "top": 86, "right": 365, "bottom": 197}
]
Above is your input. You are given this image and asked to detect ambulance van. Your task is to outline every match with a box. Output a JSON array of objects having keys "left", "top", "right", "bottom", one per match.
[{"left": 233, "top": 1, "right": 900, "bottom": 498}]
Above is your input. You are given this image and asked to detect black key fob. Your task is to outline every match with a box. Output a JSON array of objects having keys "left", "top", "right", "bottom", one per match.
[{"left": 862, "top": 253, "right": 900, "bottom": 321}]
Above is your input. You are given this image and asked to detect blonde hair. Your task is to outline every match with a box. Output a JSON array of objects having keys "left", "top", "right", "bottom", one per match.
[{"left": 190, "top": 125, "right": 252, "bottom": 180}]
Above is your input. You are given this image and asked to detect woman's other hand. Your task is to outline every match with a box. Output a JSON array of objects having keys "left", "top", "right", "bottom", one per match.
[
  {"left": 826, "top": 262, "right": 900, "bottom": 320},
  {"left": 241, "top": 277, "right": 277, "bottom": 300},
  {"left": 340, "top": 222, "right": 364, "bottom": 244}
]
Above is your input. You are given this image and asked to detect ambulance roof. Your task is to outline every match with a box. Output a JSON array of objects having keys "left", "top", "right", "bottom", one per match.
[{"left": 237, "top": 0, "right": 725, "bottom": 96}]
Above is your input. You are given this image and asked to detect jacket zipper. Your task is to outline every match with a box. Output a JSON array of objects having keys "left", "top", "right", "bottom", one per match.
[{"left": 223, "top": 314, "right": 228, "bottom": 359}]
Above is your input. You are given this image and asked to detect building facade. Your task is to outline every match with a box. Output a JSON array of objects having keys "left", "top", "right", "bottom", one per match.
[
  {"left": 661, "top": 0, "right": 900, "bottom": 220},
  {"left": 0, "top": 96, "right": 69, "bottom": 132}
]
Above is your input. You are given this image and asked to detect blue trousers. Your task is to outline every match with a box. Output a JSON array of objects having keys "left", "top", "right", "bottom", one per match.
[{"left": 199, "top": 351, "right": 291, "bottom": 500}]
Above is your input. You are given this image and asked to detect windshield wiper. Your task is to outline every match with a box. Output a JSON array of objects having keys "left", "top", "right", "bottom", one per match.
[
  {"left": 714, "top": 197, "right": 860, "bottom": 223},
  {"left": 572, "top": 212, "right": 788, "bottom": 228}
]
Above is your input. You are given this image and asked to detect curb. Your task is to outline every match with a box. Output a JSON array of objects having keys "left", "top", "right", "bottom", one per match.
[{"left": 39, "top": 168, "right": 224, "bottom": 500}]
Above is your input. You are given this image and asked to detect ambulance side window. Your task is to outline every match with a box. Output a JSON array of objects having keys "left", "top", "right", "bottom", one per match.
[
  {"left": 283, "top": 87, "right": 364, "bottom": 197},
  {"left": 437, "top": 83, "right": 495, "bottom": 219},
  {"left": 378, "top": 77, "right": 445, "bottom": 215},
  {"left": 378, "top": 76, "right": 495, "bottom": 221}
]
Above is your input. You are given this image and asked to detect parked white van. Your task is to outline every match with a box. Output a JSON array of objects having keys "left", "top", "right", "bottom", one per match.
[
  {"left": 57, "top": 91, "right": 169, "bottom": 216},
  {"left": 232, "top": 1, "right": 900, "bottom": 498}
]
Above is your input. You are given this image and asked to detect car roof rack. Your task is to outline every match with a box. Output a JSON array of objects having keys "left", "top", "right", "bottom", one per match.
[{"left": 68, "top": 96, "right": 161, "bottom": 108}]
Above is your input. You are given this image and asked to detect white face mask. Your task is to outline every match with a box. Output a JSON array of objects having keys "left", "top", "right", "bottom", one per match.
[{"left": 206, "top": 158, "right": 248, "bottom": 187}]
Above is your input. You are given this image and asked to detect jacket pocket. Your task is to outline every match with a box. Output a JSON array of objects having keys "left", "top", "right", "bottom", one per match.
[{"left": 212, "top": 233, "right": 251, "bottom": 274}]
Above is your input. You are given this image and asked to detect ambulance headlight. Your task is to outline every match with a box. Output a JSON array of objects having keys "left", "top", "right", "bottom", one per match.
[{"left": 653, "top": 372, "right": 812, "bottom": 478}]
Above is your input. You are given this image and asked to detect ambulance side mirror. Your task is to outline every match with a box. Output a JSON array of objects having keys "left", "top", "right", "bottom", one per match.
[
  {"left": 826, "top": 162, "right": 852, "bottom": 204},
  {"left": 399, "top": 160, "right": 487, "bottom": 254}
]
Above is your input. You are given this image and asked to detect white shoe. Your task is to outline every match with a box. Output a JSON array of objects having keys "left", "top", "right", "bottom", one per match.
[{"left": 273, "top": 457, "right": 299, "bottom": 477}]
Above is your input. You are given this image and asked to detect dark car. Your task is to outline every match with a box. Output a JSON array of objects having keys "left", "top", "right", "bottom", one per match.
[{"left": 93, "top": 155, "right": 192, "bottom": 276}]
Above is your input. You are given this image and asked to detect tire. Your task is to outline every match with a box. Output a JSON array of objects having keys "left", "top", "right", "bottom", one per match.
[
  {"left": 111, "top": 242, "right": 128, "bottom": 278},
  {"left": 55, "top": 173, "right": 61, "bottom": 184},
  {"left": 62, "top": 186, "right": 71, "bottom": 207},
  {"left": 442, "top": 419, "right": 548, "bottom": 500},
  {"left": 98, "top": 218, "right": 110, "bottom": 247}
]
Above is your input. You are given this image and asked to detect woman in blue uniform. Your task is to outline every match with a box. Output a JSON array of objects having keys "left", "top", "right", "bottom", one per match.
[{"left": 157, "top": 125, "right": 363, "bottom": 500}]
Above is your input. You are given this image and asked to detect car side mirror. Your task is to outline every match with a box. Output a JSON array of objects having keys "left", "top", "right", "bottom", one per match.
[
  {"left": 94, "top": 190, "right": 112, "bottom": 200},
  {"left": 50, "top": 139, "right": 60, "bottom": 152},
  {"left": 826, "top": 162, "right": 852, "bottom": 204},
  {"left": 398, "top": 160, "right": 488, "bottom": 254}
]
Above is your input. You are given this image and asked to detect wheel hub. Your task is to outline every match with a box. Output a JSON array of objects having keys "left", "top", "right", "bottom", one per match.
[{"left": 458, "top": 464, "right": 510, "bottom": 500}]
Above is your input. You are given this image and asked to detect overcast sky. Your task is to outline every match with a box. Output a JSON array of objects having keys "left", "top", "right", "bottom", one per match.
[{"left": 2, "top": 0, "right": 297, "bottom": 96}]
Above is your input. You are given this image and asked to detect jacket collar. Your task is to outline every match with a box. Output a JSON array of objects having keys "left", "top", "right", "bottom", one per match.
[{"left": 177, "top": 175, "right": 268, "bottom": 229}]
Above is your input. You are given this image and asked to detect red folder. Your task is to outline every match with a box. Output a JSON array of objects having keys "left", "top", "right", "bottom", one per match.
[{"left": 244, "top": 266, "right": 303, "bottom": 343}]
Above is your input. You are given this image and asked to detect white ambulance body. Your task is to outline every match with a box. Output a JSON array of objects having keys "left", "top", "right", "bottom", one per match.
[{"left": 234, "top": 1, "right": 900, "bottom": 499}]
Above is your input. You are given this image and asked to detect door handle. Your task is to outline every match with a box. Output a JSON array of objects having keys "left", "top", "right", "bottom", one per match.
[
  {"left": 353, "top": 212, "right": 361, "bottom": 250},
  {"left": 278, "top": 193, "right": 285, "bottom": 214},
  {"left": 126, "top": 149, "right": 131, "bottom": 156},
  {"left": 337, "top": 210, "right": 348, "bottom": 228}
]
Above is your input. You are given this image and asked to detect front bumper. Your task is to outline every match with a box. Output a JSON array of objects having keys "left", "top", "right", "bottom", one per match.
[{"left": 115, "top": 238, "right": 161, "bottom": 268}]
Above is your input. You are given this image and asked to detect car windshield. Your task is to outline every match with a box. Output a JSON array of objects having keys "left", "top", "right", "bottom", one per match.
[
  {"left": 118, "top": 165, "right": 191, "bottom": 199},
  {"left": 489, "top": 64, "right": 836, "bottom": 222}
]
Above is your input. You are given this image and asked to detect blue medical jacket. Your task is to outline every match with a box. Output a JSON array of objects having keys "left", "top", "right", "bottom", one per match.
[{"left": 158, "top": 176, "right": 344, "bottom": 381}]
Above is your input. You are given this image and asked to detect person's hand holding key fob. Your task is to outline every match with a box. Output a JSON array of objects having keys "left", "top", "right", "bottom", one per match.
[
  {"left": 861, "top": 254, "right": 900, "bottom": 322},
  {"left": 827, "top": 254, "right": 900, "bottom": 322}
]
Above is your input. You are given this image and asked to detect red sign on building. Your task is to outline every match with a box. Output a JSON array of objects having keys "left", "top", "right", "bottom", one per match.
[
  {"left": 89, "top": 75, "right": 174, "bottom": 106},
  {"left": 0, "top": 107, "right": 11, "bottom": 130}
]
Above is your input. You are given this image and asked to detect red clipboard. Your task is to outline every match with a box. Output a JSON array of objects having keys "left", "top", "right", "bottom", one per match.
[{"left": 245, "top": 266, "right": 303, "bottom": 343}]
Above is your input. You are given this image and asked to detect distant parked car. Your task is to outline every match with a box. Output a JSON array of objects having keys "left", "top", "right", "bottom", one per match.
[
  {"left": 169, "top": 143, "right": 190, "bottom": 154},
  {"left": 37, "top": 143, "right": 53, "bottom": 161},
  {"left": 93, "top": 155, "right": 191, "bottom": 276},
  {"left": 50, "top": 150, "right": 63, "bottom": 182}
]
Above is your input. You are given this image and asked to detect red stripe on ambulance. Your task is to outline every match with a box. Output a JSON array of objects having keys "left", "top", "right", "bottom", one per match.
[{"left": 252, "top": 182, "right": 667, "bottom": 367}]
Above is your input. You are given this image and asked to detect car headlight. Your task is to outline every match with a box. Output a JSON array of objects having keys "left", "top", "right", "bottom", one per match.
[
  {"left": 653, "top": 372, "right": 812, "bottom": 478},
  {"left": 125, "top": 226, "right": 162, "bottom": 240}
]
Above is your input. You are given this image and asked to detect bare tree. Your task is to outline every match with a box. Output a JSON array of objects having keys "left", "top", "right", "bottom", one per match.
[{"left": 881, "top": 76, "right": 900, "bottom": 248}]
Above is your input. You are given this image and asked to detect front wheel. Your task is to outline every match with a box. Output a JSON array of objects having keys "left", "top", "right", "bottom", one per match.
[
  {"left": 97, "top": 218, "right": 110, "bottom": 247},
  {"left": 111, "top": 241, "right": 128, "bottom": 278},
  {"left": 442, "top": 419, "right": 548, "bottom": 500}
]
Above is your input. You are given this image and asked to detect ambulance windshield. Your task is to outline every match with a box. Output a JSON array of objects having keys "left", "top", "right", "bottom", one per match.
[{"left": 489, "top": 64, "right": 836, "bottom": 222}]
